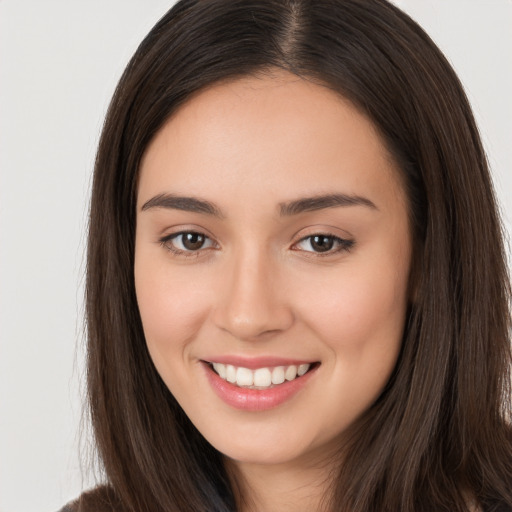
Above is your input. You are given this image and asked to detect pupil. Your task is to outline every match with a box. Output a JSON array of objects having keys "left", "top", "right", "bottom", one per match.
[
  {"left": 311, "top": 235, "right": 333, "bottom": 252},
  {"left": 183, "top": 233, "right": 205, "bottom": 250}
]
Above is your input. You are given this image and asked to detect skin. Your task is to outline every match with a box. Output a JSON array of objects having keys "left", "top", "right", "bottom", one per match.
[{"left": 134, "top": 71, "right": 413, "bottom": 511}]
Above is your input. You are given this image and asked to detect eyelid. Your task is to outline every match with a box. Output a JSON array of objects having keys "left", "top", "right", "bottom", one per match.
[
  {"left": 158, "top": 228, "right": 219, "bottom": 258},
  {"left": 292, "top": 234, "right": 354, "bottom": 255},
  {"left": 157, "top": 223, "right": 217, "bottom": 241},
  {"left": 291, "top": 224, "right": 354, "bottom": 241},
  {"left": 157, "top": 225, "right": 354, "bottom": 258},
  {"left": 290, "top": 226, "right": 355, "bottom": 256}
]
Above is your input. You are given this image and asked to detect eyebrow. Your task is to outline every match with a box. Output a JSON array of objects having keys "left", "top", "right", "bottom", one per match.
[
  {"left": 141, "top": 193, "right": 224, "bottom": 217},
  {"left": 279, "top": 193, "right": 377, "bottom": 216},
  {"left": 140, "top": 192, "right": 377, "bottom": 217}
]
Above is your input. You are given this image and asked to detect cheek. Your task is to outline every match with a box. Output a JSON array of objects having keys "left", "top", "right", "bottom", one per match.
[
  {"left": 292, "top": 257, "right": 409, "bottom": 429},
  {"left": 134, "top": 255, "right": 211, "bottom": 358},
  {"left": 295, "top": 249, "right": 409, "bottom": 364}
]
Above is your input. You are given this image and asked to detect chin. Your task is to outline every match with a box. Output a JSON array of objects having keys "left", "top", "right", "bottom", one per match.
[{"left": 199, "top": 420, "right": 339, "bottom": 468}]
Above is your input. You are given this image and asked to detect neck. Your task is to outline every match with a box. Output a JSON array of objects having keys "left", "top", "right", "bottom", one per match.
[{"left": 225, "top": 457, "right": 334, "bottom": 512}]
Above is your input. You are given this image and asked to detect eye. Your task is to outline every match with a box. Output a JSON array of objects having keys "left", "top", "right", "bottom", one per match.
[
  {"left": 294, "top": 234, "right": 354, "bottom": 254},
  {"left": 160, "top": 231, "right": 216, "bottom": 254}
]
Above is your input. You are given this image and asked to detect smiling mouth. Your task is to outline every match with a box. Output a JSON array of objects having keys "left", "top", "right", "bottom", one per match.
[{"left": 206, "top": 362, "right": 318, "bottom": 389}]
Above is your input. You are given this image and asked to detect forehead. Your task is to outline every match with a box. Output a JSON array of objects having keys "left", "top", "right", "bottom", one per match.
[{"left": 138, "top": 71, "right": 406, "bottom": 215}]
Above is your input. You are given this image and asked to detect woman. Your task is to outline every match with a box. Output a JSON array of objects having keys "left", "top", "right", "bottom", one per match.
[{"left": 64, "top": 0, "right": 512, "bottom": 510}]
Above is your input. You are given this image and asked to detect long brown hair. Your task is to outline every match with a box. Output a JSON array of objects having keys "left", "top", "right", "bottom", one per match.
[{"left": 84, "top": 1, "right": 512, "bottom": 511}]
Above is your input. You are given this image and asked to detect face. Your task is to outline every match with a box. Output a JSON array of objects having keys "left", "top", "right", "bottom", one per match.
[{"left": 134, "top": 71, "right": 412, "bottom": 469}]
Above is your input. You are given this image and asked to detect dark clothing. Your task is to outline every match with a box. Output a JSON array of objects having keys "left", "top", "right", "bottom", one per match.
[
  {"left": 58, "top": 487, "right": 512, "bottom": 512},
  {"left": 58, "top": 502, "right": 512, "bottom": 512}
]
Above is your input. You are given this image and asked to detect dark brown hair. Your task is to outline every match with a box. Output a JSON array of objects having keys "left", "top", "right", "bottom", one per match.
[{"left": 84, "top": 1, "right": 512, "bottom": 511}]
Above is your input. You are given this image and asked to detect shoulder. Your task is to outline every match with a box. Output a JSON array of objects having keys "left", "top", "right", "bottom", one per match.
[{"left": 57, "top": 485, "right": 125, "bottom": 512}]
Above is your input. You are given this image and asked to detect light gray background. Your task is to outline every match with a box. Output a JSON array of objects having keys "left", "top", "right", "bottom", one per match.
[{"left": 0, "top": 1, "right": 510, "bottom": 511}]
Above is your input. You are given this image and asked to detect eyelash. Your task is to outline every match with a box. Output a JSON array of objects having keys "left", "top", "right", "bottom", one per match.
[
  {"left": 159, "top": 231, "right": 354, "bottom": 258},
  {"left": 159, "top": 231, "right": 217, "bottom": 258},
  {"left": 293, "top": 234, "right": 354, "bottom": 256}
]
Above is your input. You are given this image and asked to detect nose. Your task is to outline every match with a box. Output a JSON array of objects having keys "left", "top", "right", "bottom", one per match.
[{"left": 212, "top": 248, "right": 294, "bottom": 341}]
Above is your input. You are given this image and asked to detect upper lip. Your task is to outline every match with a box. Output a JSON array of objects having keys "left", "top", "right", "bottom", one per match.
[{"left": 202, "top": 355, "right": 317, "bottom": 369}]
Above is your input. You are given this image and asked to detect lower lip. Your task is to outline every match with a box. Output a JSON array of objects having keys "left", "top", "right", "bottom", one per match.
[{"left": 203, "top": 362, "right": 317, "bottom": 411}]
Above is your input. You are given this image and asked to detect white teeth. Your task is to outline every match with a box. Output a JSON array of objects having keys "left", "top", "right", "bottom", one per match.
[
  {"left": 210, "top": 362, "right": 312, "bottom": 388},
  {"left": 236, "top": 367, "right": 254, "bottom": 386},
  {"left": 212, "top": 362, "right": 226, "bottom": 379},
  {"left": 254, "top": 368, "right": 272, "bottom": 387},
  {"left": 298, "top": 364, "right": 309, "bottom": 376},
  {"left": 226, "top": 364, "right": 236, "bottom": 383},
  {"left": 285, "top": 365, "right": 298, "bottom": 381},
  {"left": 271, "top": 366, "right": 285, "bottom": 385}
]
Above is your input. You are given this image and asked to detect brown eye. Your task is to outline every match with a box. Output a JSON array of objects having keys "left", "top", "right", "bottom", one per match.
[
  {"left": 181, "top": 232, "right": 206, "bottom": 250},
  {"left": 161, "top": 231, "right": 215, "bottom": 254},
  {"left": 310, "top": 235, "right": 334, "bottom": 252},
  {"left": 294, "top": 234, "right": 354, "bottom": 255}
]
